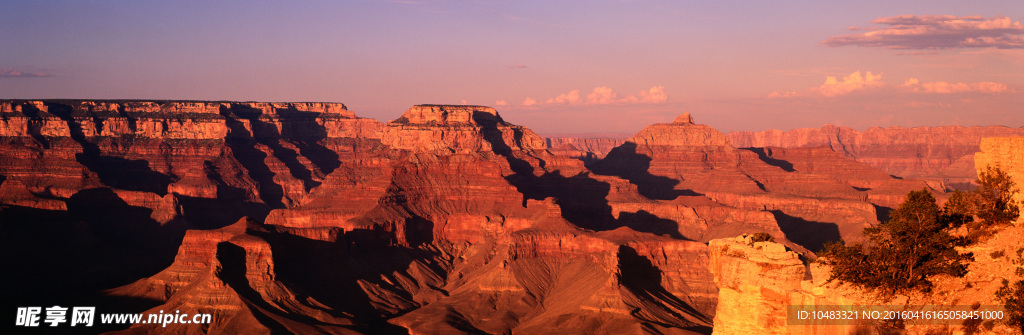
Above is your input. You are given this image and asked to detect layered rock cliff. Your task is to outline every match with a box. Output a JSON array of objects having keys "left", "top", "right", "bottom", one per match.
[
  {"left": 545, "top": 137, "right": 627, "bottom": 163},
  {"left": 727, "top": 125, "right": 1024, "bottom": 190},
  {"left": 709, "top": 226, "right": 1024, "bottom": 334},
  {"left": 590, "top": 114, "right": 931, "bottom": 252},
  {"left": 1, "top": 101, "right": 969, "bottom": 334},
  {"left": 708, "top": 139, "right": 1024, "bottom": 334},
  {"left": 0, "top": 99, "right": 384, "bottom": 332}
]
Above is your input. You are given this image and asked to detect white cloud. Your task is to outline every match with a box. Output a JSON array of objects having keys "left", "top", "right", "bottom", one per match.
[
  {"left": 545, "top": 89, "right": 583, "bottom": 104},
  {"left": 586, "top": 86, "right": 620, "bottom": 104},
  {"left": 517, "top": 86, "right": 669, "bottom": 106},
  {"left": 767, "top": 71, "right": 1012, "bottom": 98},
  {"left": 639, "top": 86, "right": 668, "bottom": 103},
  {"left": 770, "top": 71, "right": 885, "bottom": 98}
]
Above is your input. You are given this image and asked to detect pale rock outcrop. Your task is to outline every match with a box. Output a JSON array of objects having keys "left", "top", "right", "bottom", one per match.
[
  {"left": 709, "top": 235, "right": 806, "bottom": 335},
  {"left": 708, "top": 235, "right": 877, "bottom": 335}
]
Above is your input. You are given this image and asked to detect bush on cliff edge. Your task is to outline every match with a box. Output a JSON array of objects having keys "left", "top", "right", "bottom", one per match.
[
  {"left": 945, "top": 164, "right": 1020, "bottom": 242},
  {"left": 820, "top": 189, "right": 973, "bottom": 292}
]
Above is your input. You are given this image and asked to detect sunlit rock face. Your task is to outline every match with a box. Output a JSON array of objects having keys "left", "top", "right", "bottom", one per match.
[
  {"left": 1, "top": 102, "right": 961, "bottom": 334},
  {"left": 707, "top": 142, "right": 1024, "bottom": 335},
  {"left": 589, "top": 114, "right": 931, "bottom": 252},
  {"left": 708, "top": 236, "right": 806, "bottom": 335},
  {"left": 728, "top": 125, "right": 1024, "bottom": 190},
  {"left": 545, "top": 137, "right": 625, "bottom": 163}
]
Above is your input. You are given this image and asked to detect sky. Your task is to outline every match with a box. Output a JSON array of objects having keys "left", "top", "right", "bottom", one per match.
[{"left": 1, "top": 0, "right": 1022, "bottom": 135}]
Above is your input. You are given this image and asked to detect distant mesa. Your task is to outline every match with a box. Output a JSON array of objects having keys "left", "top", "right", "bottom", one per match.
[
  {"left": 628, "top": 112, "right": 731, "bottom": 148},
  {"left": 383, "top": 104, "right": 546, "bottom": 154},
  {"left": 391, "top": 104, "right": 501, "bottom": 125}
]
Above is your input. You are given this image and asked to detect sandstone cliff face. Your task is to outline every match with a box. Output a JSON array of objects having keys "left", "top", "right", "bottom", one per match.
[
  {"left": 383, "top": 105, "right": 544, "bottom": 153},
  {"left": 3, "top": 102, "right": 973, "bottom": 334},
  {"left": 709, "top": 134, "right": 1024, "bottom": 334},
  {"left": 708, "top": 236, "right": 808, "bottom": 335},
  {"left": 81, "top": 104, "right": 726, "bottom": 333},
  {"left": 0, "top": 99, "right": 384, "bottom": 332},
  {"left": 545, "top": 137, "right": 626, "bottom": 163},
  {"left": 0, "top": 99, "right": 383, "bottom": 213},
  {"left": 728, "top": 125, "right": 1024, "bottom": 190},
  {"left": 278, "top": 105, "right": 721, "bottom": 333},
  {"left": 975, "top": 136, "right": 1024, "bottom": 220},
  {"left": 709, "top": 227, "right": 1024, "bottom": 334},
  {"left": 590, "top": 114, "right": 930, "bottom": 253}
]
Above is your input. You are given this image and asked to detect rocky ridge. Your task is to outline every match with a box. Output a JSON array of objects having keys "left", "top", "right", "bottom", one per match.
[
  {"left": 708, "top": 141, "right": 1024, "bottom": 334},
  {"left": 727, "top": 125, "right": 1024, "bottom": 190},
  {"left": 1, "top": 101, "right": 956, "bottom": 334},
  {"left": 545, "top": 137, "right": 625, "bottom": 164}
]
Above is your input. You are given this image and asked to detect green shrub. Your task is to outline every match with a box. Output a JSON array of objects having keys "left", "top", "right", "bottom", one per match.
[
  {"left": 996, "top": 278, "right": 1024, "bottom": 333},
  {"left": 944, "top": 165, "right": 1020, "bottom": 243},
  {"left": 749, "top": 232, "right": 775, "bottom": 243},
  {"left": 820, "top": 189, "right": 972, "bottom": 292}
]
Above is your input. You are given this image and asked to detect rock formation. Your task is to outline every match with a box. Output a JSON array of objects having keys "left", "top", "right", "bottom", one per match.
[
  {"left": 1, "top": 101, "right": 970, "bottom": 334},
  {"left": 708, "top": 235, "right": 809, "bottom": 335},
  {"left": 708, "top": 140, "right": 1024, "bottom": 334},
  {"left": 545, "top": 137, "right": 626, "bottom": 163},
  {"left": 590, "top": 114, "right": 931, "bottom": 251},
  {"left": 0, "top": 99, "right": 384, "bottom": 332},
  {"left": 727, "top": 125, "right": 1024, "bottom": 190}
]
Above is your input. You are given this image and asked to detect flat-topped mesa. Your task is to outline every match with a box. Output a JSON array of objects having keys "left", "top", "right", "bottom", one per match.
[
  {"left": 0, "top": 100, "right": 375, "bottom": 140},
  {"left": 383, "top": 104, "right": 545, "bottom": 153},
  {"left": 628, "top": 113, "right": 731, "bottom": 148},
  {"left": 225, "top": 102, "right": 354, "bottom": 118},
  {"left": 395, "top": 104, "right": 500, "bottom": 125},
  {"left": 23, "top": 100, "right": 352, "bottom": 116}
]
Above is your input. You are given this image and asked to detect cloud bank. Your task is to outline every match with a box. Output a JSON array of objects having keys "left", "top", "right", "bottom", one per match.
[
  {"left": 900, "top": 78, "right": 1010, "bottom": 94},
  {"left": 0, "top": 68, "right": 52, "bottom": 78},
  {"left": 769, "top": 71, "right": 884, "bottom": 98},
  {"left": 769, "top": 71, "right": 1012, "bottom": 97},
  {"left": 824, "top": 15, "right": 1024, "bottom": 50},
  {"left": 522, "top": 86, "right": 668, "bottom": 106}
]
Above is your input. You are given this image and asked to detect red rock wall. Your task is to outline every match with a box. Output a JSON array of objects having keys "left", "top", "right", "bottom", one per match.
[
  {"left": 728, "top": 125, "right": 1024, "bottom": 189},
  {"left": 2, "top": 103, "right": 962, "bottom": 334}
]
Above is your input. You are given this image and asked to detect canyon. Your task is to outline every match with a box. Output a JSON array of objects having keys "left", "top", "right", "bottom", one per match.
[
  {"left": 0, "top": 100, "right": 1016, "bottom": 334},
  {"left": 727, "top": 125, "right": 1024, "bottom": 191}
]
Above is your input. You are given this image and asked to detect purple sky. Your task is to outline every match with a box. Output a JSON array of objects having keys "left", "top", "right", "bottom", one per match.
[{"left": 2, "top": 0, "right": 1022, "bottom": 134}]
